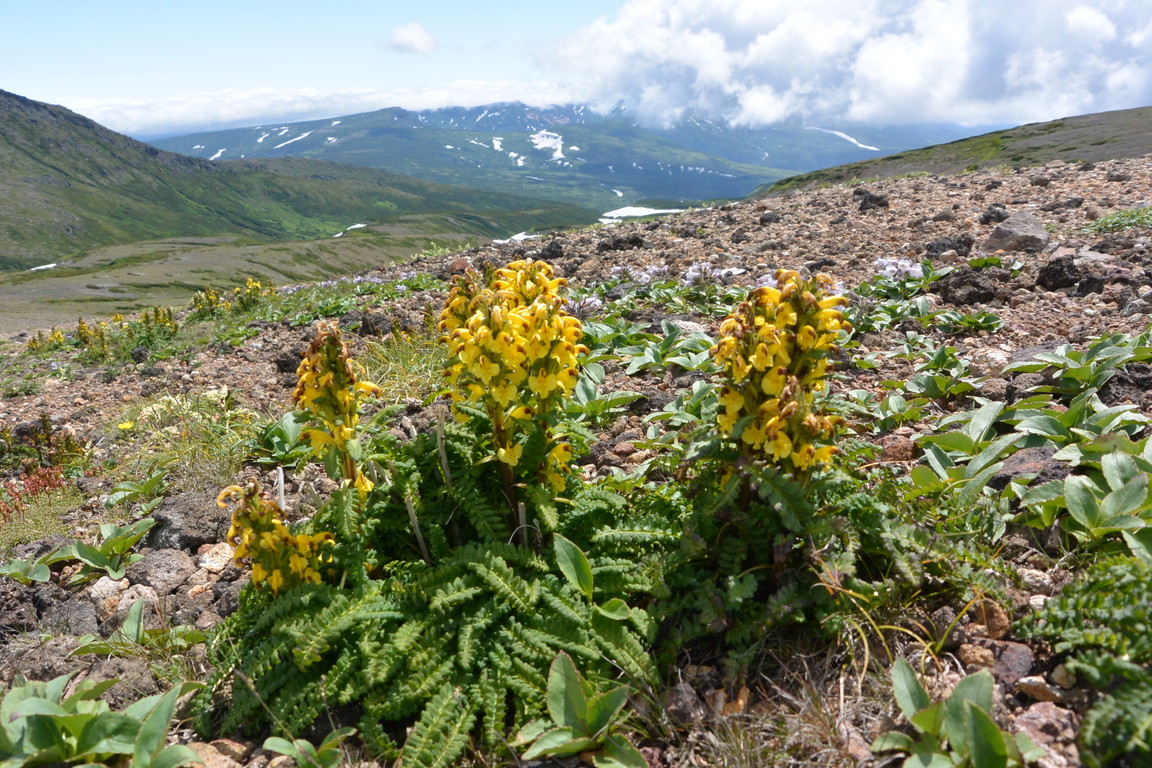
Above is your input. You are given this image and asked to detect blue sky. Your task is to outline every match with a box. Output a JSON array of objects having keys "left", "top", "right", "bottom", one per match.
[{"left": 5, "top": 0, "right": 1151, "bottom": 137}]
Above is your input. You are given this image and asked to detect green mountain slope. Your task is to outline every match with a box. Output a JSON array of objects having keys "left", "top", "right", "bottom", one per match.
[
  {"left": 0, "top": 90, "right": 598, "bottom": 271},
  {"left": 762, "top": 105, "right": 1152, "bottom": 194},
  {"left": 150, "top": 104, "right": 794, "bottom": 210}
]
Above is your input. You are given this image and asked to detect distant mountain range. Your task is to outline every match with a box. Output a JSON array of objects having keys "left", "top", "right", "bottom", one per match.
[
  {"left": 149, "top": 103, "right": 983, "bottom": 210},
  {"left": 0, "top": 90, "right": 596, "bottom": 271}
]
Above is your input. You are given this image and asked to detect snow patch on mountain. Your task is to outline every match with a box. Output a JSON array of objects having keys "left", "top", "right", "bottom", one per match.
[
  {"left": 210, "top": 148, "right": 226, "bottom": 160},
  {"left": 601, "top": 206, "right": 683, "bottom": 222},
  {"left": 806, "top": 127, "right": 879, "bottom": 151},
  {"left": 530, "top": 130, "right": 565, "bottom": 160},
  {"left": 275, "top": 131, "right": 313, "bottom": 149}
]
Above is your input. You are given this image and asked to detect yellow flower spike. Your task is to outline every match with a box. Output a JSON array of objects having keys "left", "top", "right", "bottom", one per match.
[
  {"left": 714, "top": 271, "right": 847, "bottom": 474},
  {"left": 719, "top": 386, "right": 744, "bottom": 413},
  {"left": 497, "top": 443, "right": 524, "bottom": 467}
]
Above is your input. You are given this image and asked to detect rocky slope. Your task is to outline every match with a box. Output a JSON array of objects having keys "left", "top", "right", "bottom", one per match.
[{"left": 2, "top": 154, "right": 1152, "bottom": 767}]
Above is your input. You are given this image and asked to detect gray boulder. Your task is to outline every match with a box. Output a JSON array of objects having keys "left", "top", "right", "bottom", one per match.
[{"left": 982, "top": 210, "right": 1050, "bottom": 252}]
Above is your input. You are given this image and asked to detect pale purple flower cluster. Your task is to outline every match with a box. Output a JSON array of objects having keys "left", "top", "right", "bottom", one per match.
[
  {"left": 565, "top": 296, "right": 604, "bottom": 319},
  {"left": 875, "top": 257, "right": 924, "bottom": 280},
  {"left": 681, "top": 262, "right": 723, "bottom": 286},
  {"left": 609, "top": 264, "right": 674, "bottom": 285},
  {"left": 681, "top": 262, "right": 744, "bottom": 287}
]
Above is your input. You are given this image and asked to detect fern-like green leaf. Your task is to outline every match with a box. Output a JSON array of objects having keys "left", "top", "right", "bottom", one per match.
[{"left": 400, "top": 684, "right": 477, "bottom": 768}]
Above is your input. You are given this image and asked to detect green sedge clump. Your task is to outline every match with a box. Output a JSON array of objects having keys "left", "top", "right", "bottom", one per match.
[
  {"left": 292, "top": 321, "right": 381, "bottom": 500},
  {"left": 712, "top": 269, "right": 849, "bottom": 473},
  {"left": 218, "top": 480, "right": 334, "bottom": 594},
  {"left": 439, "top": 259, "right": 585, "bottom": 492}
]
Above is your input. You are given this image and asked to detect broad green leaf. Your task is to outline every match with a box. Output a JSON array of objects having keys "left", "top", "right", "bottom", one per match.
[
  {"left": 521, "top": 727, "right": 596, "bottom": 759},
  {"left": 909, "top": 465, "right": 942, "bottom": 489},
  {"left": 910, "top": 702, "right": 945, "bottom": 737},
  {"left": 1064, "top": 475, "right": 1102, "bottom": 530},
  {"left": 1019, "top": 479, "right": 1064, "bottom": 507},
  {"left": 262, "top": 737, "right": 300, "bottom": 758},
  {"left": 149, "top": 745, "right": 202, "bottom": 768},
  {"left": 943, "top": 671, "right": 994, "bottom": 754},
  {"left": 1103, "top": 452, "right": 1140, "bottom": 490},
  {"left": 9, "top": 699, "right": 69, "bottom": 718},
  {"left": 586, "top": 686, "right": 630, "bottom": 736},
  {"left": 74, "top": 713, "right": 140, "bottom": 757},
  {"left": 919, "top": 432, "right": 977, "bottom": 455},
  {"left": 871, "top": 731, "right": 914, "bottom": 753},
  {"left": 69, "top": 542, "right": 111, "bottom": 569},
  {"left": 553, "top": 535, "right": 594, "bottom": 599},
  {"left": 1122, "top": 529, "right": 1152, "bottom": 562},
  {"left": 963, "top": 702, "right": 1008, "bottom": 768},
  {"left": 891, "top": 659, "right": 931, "bottom": 720},
  {"left": 595, "top": 599, "right": 631, "bottom": 621},
  {"left": 598, "top": 732, "right": 649, "bottom": 768},
  {"left": 113, "top": 599, "right": 146, "bottom": 644},
  {"left": 1014, "top": 414, "right": 1073, "bottom": 441},
  {"left": 133, "top": 687, "right": 184, "bottom": 767},
  {"left": 967, "top": 433, "right": 1020, "bottom": 476},
  {"left": 546, "top": 653, "right": 589, "bottom": 731},
  {"left": 1101, "top": 475, "right": 1149, "bottom": 521},
  {"left": 964, "top": 401, "right": 1004, "bottom": 443}
]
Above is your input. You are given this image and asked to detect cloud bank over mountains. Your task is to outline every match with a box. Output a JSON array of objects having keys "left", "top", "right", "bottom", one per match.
[
  {"left": 65, "top": 0, "right": 1151, "bottom": 136},
  {"left": 553, "top": 0, "right": 1152, "bottom": 127}
]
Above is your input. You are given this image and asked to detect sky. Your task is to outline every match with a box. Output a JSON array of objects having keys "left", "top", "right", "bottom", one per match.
[{"left": 4, "top": 0, "right": 1150, "bottom": 137}]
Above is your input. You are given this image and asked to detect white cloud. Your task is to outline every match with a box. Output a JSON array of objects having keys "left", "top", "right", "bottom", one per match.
[
  {"left": 68, "top": 81, "right": 576, "bottom": 137},
  {"left": 1065, "top": 5, "right": 1117, "bottom": 42},
  {"left": 552, "top": 0, "right": 1152, "bottom": 126},
  {"left": 385, "top": 22, "right": 439, "bottom": 54}
]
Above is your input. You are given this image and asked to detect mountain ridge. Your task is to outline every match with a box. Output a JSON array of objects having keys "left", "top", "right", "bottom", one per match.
[
  {"left": 0, "top": 90, "right": 597, "bottom": 271},
  {"left": 149, "top": 101, "right": 983, "bottom": 210}
]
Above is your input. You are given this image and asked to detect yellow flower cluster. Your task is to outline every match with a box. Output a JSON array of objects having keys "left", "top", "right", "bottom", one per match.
[
  {"left": 293, "top": 321, "right": 381, "bottom": 497},
  {"left": 218, "top": 481, "right": 334, "bottom": 594},
  {"left": 233, "top": 277, "right": 275, "bottom": 311},
  {"left": 438, "top": 260, "right": 586, "bottom": 489},
  {"left": 26, "top": 328, "right": 65, "bottom": 352},
  {"left": 191, "top": 279, "right": 273, "bottom": 318},
  {"left": 190, "top": 287, "right": 224, "bottom": 315},
  {"left": 75, "top": 317, "right": 109, "bottom": 357},
  {"left": 712, "top": 269, "right": 850, "bottom": 472},
  {"left": 136, "top": 306, "right": 178, "bottom": 335}
]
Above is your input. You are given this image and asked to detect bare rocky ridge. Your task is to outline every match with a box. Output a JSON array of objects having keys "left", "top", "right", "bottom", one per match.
[{"left": 3, "top": 155, "right": 1152, "bottom": 766}]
